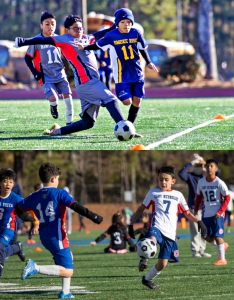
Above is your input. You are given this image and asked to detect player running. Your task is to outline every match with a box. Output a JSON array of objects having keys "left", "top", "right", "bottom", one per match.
[
  {"left": 128, "top": 166, "right": 207, "bottom": 290},
  {"left": 25, "top": 11, "right": 74, "bottom": 125},
  {"left": 14, "top": 15, "right": 126, "bottom": 137},
  {"left": 16, "top": 162, "right": 103, "bottom": 299},
  {"left": 194, "top": 159, "right": 230, "bottom": 266}
]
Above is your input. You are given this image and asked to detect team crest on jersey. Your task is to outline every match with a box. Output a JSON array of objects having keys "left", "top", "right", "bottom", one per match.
[
  {"left": 174, "top": 250, "right": 179, "bottom": 257},
  {"left": 42, "top": 193, "right": 47, "bottom": 199}
]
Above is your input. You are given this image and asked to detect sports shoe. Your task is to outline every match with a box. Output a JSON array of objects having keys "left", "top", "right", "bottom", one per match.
[
  {"left": 213, "top": 259, "right": 227, "bottom": 266},
  {"left": 43, "top": 123, "right": 61, "bottom": 136},
  {"left": 58, "top": 291, "right": 75, "bottom": 298},
  {"left": 224, "top": 242, "right": 229, "bottom": 251},
  {"left": 226, "top": 227, "right": 231, "bottom": 233},
  {"left": 134, "top": 133, "right": 143, "bottom": 138},
  {"left": 192, "top": 251, "right": 202, "bottom": 258},
  {"left": 27, "top": 238, "right": 36, "bottom": 244},
  {"left": 139, "top": 258, "right": 148, "bottom": 272},
  {"left": 15, "top": 241, "right": 26, "bottom": 261},
  {"left": 142, "top": 276, "right": 160, "bottom": 290},
  {"left": 50, "top": 105, "right": 59, "bottom": 119},
  {"left": 200, "top": 252, "right": 212, "bottom": 258},
  {"left": 21, "top": 259, "right": 38, "bottom": 280}
]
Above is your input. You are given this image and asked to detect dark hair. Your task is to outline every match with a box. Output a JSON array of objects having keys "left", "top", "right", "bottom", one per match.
[
  {"left": 41, "top": 11, "right": 56, "bottom": 24},
  {"left": 112, "top": 212, "right": 125, "bottom": 227},
  {"left": 64, "top": 14, "right": 82, "bottom": 28},
  {"left": 39, "top": 163, "right": 61, "bottom": 183},
  {"left": 0, "top": 168, "right": 16, "bottom": 182},
  {"left": 157, "top": 166, "right": 176, "bottom": 179},
  {"left": 34, "top": 183, "right": 41, "bottom": 191},
  {"left": 206, "top": 159, "right": 218, "bottom": 167}
]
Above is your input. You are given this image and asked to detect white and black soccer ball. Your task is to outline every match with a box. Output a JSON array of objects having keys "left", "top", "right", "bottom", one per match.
[
  {"left": 114, "top": 120, "right": 136, "bottom": 141},
  {"left": 136, "top": 238, "right": 157, "bottom": 259}
]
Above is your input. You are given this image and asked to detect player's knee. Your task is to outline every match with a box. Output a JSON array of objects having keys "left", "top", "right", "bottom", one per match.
[
  {"left": 64, "top": 269, "right": 73, "bottom": 277},
  {"left": 122, "top": 99, "right": 132, "bottom": 106},
  {"left": 83, "top": 114, "right": 95, "bottom": 129}
]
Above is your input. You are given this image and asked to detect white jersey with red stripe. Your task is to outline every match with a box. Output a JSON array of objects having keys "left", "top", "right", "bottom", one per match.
[
  {"left": 142, "top": 188, "right": 189, "bottom": 241},
  {"left": 196, "top": 176, "right": 229, "bottom": 218}
]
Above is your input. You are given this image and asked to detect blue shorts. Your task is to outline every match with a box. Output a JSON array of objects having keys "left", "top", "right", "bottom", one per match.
[
  {"left": 42, "top": 79, "right": 71, "bottom": 99},
  {"left": 146, "top": 227, "right": 179, "bottom": 263},
  {"left": 202, "top": 216, "right": 224, "bottom": 238},
  {"left": 0, "top": 228, "right": 15, "bottom": 248},
  {"left": 40, "top": 237, "right": 73, "bottom": 269},
  {"left": 115, "top": 82, "right": 145, "bottom": 101}
]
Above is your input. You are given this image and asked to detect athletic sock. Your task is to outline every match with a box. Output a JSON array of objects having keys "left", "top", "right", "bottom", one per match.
[
  {"left": 217, "top": 243, "right": 225, "bottom": 260},
  {"left": 127, "top": 104, "right": 140, "bottom": 123},
  {"left": 64, "top": 96, "right": 74, "bottom": 123},
  {"left": 106, "top": 100, "right": 124, "bottom": 123},
  {"left": 62, "top": 277, "right": 71, "bottom": 294},
  {"left": 50, "top": 100, "right": 59, "bottom": 107},
  {"left": 145, "top": 265, "right": 161, "bottom": 281},
  {"left": 38, "top": 265, "right": 60, "bottom": 276}
]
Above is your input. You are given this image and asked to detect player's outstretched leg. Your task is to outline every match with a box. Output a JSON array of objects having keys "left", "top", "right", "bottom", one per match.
[
  {"left": 58, "top": 291, "right": 75, "bottom": 299},
  {"left": 15, "top": 241, "right": 26, "bottom": 261},
  {"left": 21, "top": 259, "right": 38, "bottom": 280},
  {"left": 142, "top": 276, "right": 160, "bottom": 290},
  {"left": 139, "top": 258, "right": 148, "bottom": 272}
]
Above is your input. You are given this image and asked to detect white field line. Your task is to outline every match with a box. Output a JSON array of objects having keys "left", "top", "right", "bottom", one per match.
[
  {"left": 0, "top": 119, "right": 7, "bottom": 122},
  {"left": 146, "top": 114, "right": 234, "bottom": 149}
]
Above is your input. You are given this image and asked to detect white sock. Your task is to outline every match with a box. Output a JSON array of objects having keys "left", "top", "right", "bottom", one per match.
[
  {"left": 145, "top": 265, "right": 161, "bottom": 281},
  {"left": 64, "top": 97, "right": 74, "bottom": 123},
  {"left": 38, "top": 265, "right": 60, "bottom": 276},
  {"left": 50, "top": 100, "right": 58, "bottom": 107},
  {"left": 217, "top": 243, "right": 225, "bottom": 260},
  {"left": 62, "top": 277, "right": 71, "bottom": 294}
]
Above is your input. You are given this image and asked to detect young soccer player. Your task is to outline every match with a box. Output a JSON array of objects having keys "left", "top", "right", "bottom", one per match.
[
  {"left": 82, "top": 8, "right": 158, "bottom": 137},
  {"left": 25, "top": 11, "right": 74, "bottom": 125},
  {"left": 15, "top": 162, "right": 103, "bottom": 299},
  {"left": 14, "top": 15, "right": 125, "bottom": 137},
  {"left": 128, "top": 166, "right": 207, "bottom": 290},
  {"left": 90, "top": 212, "right": 135, "bottom": 253},
  {"left": 95, "top": 48, "right": 113, "bottom": 90},
  {"left": 0, "top": 168, "right": 35, "bottom": 277},
  {"left": 194, "top": 159, "right": 230, "bottom": 266}
]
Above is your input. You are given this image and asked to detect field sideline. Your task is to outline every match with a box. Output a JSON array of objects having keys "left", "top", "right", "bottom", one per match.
[
  {"left": 1, "top": 229, "right": 234, "bottom": 300},
  {"left": 0, "top": 97, "right": 234, "bottom": 150}
]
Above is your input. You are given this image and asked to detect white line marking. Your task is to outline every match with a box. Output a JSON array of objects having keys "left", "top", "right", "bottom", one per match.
[
  {"left": 146, "top": 114, "right": 234, "bottom": 149},
  {"left": 0, "top": 119, "right": 7, "bottom": 122}
]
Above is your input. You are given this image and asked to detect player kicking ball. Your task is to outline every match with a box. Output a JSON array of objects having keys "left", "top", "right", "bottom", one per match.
[{"left": 129, "top": 166, "right": 207, "bottom": 290}]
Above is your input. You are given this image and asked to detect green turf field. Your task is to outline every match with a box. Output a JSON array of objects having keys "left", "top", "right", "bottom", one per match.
[
  {"left": 0, "top": 98, "right": 234, "bottom": 150},
  {"left": 1, "top": 229, "right": 234, "bottom": 299}
]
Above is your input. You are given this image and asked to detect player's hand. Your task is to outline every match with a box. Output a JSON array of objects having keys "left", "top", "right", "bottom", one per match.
[
  {"left": 13, "top": 37, "right": 20, "bottom": 48},
  {"left": 128, "top": 225, "right": 135, "bottom": 239},
  {"left": 90, "top": 241, "right": 96, "bottom": 246},
  {"left": 87, "top": 211, "right": 103, "bottom": 224},
  {"left": 33, "top": 70, "right": 43, "bottom": 81},
  {"left": 197, "top": 220, "right": 207, "bottom": 235},
  {"left": 215, "top": 213, "right": 221, "bottom": 218},
  {"left": 147, "top": 62, "right": 158, "bottom": 72},
  {"left": 73, "top": 40, "right": 84, "bottom": 49}
]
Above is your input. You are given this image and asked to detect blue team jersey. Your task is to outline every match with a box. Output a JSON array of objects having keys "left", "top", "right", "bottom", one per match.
[
  {"left": 0, "top": 191, "right": 23, "bottom": 230},
  {"left": 18, "top": 187, "right": 76, "bottom": 245},
  {"left": 97, "top": 28, "right": 147, "bottom": 83}
]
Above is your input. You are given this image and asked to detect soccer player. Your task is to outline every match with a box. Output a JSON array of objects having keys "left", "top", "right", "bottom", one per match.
[
  {"left": 0, "top": 168, "right": 35, "bottom": 277},
  {"left": 90, "top": 212, "right": 135, "bottom": 253},
  {"left": 25, "top": 11, "right": 74, "bottom": 125},
  {"left": 14, "top": 15, "right": 125, "bottom": 137},
  {"left": 95, "top": 48, "right": 113, "bottom": 90},
  {"left": 128, "top": 166, "right": 207, "bottom": 290},
  {"left": 194, "top": 159, "right": 230, "bottom": 266},
  {"left": 82, "top": 8, "right": 158, "bottom": 137},
  {"left": 16, "top": 162, "right": 103, "bottom": 299}
]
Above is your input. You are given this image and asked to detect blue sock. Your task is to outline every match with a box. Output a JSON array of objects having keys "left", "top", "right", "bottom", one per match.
[{"left": 106, "top": 100, "right": 124, "bottom": 123}]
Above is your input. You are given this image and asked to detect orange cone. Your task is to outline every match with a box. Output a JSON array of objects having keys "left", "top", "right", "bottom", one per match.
[
  {"left": 130, "top": 144, "right": 148, "bottom": 150},
  {"left": 213, "top": 114, "right": 226, "bottom": 120},
  {"left": 34, "top": 247, "right": 42, "bottom": 252}
]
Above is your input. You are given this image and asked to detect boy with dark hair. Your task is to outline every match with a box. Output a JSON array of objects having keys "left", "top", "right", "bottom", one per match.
[
  {"left": 129, "top": 166, "right": 207, "bottom": 290},
  {"left": 14, "top": 15, "right": 125, "bottom": 138},
  {"left": 194, "top": 159, "right": 230, "bottom": 266},
  {"left": 25, "top": 11, "right": 74, "bottom": 124},
  {"left": 81, "top": 8, "right": 158, "bottom": 137},
  {"left": 16, "top": 162, "right": 103, "bottom": 299},
  {"left": 0, "top": 168, "right": 35, "bottom": 277}
]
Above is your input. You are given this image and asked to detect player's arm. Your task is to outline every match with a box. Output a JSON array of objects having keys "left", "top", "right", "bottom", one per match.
[
  {"left": 194, "top": 193, "right": 203, "bottom": 215},
  {"left": 128, "top": 204, "right": 145, "bottom": 239},
  {"left": 183, "top": 210, "right": 207, "bottom": 235},
  {"left": 92, "top": 24, "right": 116, "bottom": 41},
  {"left": 14, "top": 203, "right": 36, "bottom": 222},
  {"left": 216, "top": 194, "right": 231, "bottom": 217},
  {"left": 14, "top": 36, "right": 55, "bottom": 48},
  {"left": 25, "top": 54, "right": 42, "bottom": 81},
  {"left": 70, "top": 202, "right": 103, "bottom": 224},
  {"left": 139, "top": 49, "right": 158, "bottom": 72}
]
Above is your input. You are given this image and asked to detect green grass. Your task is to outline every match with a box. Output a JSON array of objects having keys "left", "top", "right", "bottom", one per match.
[
  {"left": 1, "top": 229, "right": 234, "bottom": 299},
  {"left": 0, "top": 98, "right": 234, "bottom": 150}
]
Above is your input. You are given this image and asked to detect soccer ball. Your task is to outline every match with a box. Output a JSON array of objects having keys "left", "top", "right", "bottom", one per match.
[
  {"left": 136, "top": 238, "right": 157, "bottom": 259},
  {"left": 114, "top": 120, "right": 136, "bottom": 141}
]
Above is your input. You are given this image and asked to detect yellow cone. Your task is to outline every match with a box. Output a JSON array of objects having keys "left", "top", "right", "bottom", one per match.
[{"left": 130, "top": 144, "right": 148, "bottom": 150}]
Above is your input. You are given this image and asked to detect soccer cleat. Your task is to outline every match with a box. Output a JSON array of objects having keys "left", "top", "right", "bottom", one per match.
[
  {"left": 224, "top": 242, "right": 229, "bottom": 251},
  {"left": 213, "top": 259, "right": 227, "bottom": 266},
  {"left": 142, "top": 276, "right": 160, "bottom": 290},
  {"left": 43, "top": 123, "right": 61, "bottom": 136},
  {"left": 50, "top": 105, "right": 59, "bottom": 119},
  {"left": 58, "top": 291, "right": 75, "bottom": 298},
  {"left": 21, "top": 259, "right": 38, "bottom": 280},
  {"left": 134, "top": 132, "right": 143, "bottom": 138},
  {"left": 192, "top": 251, "right": 202, "bottom": 258},
  {"left": 15, "top": 241, "right": 26, "bottom": 262},
  {"left": 200, "top": 252, "right": 212, "bottom": 258},
  {"left": 27, "top": 238, "right": 36, "bottom": 244},
  {"left": 139, "top": 258, "right": 148, "bottom": 272}
]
